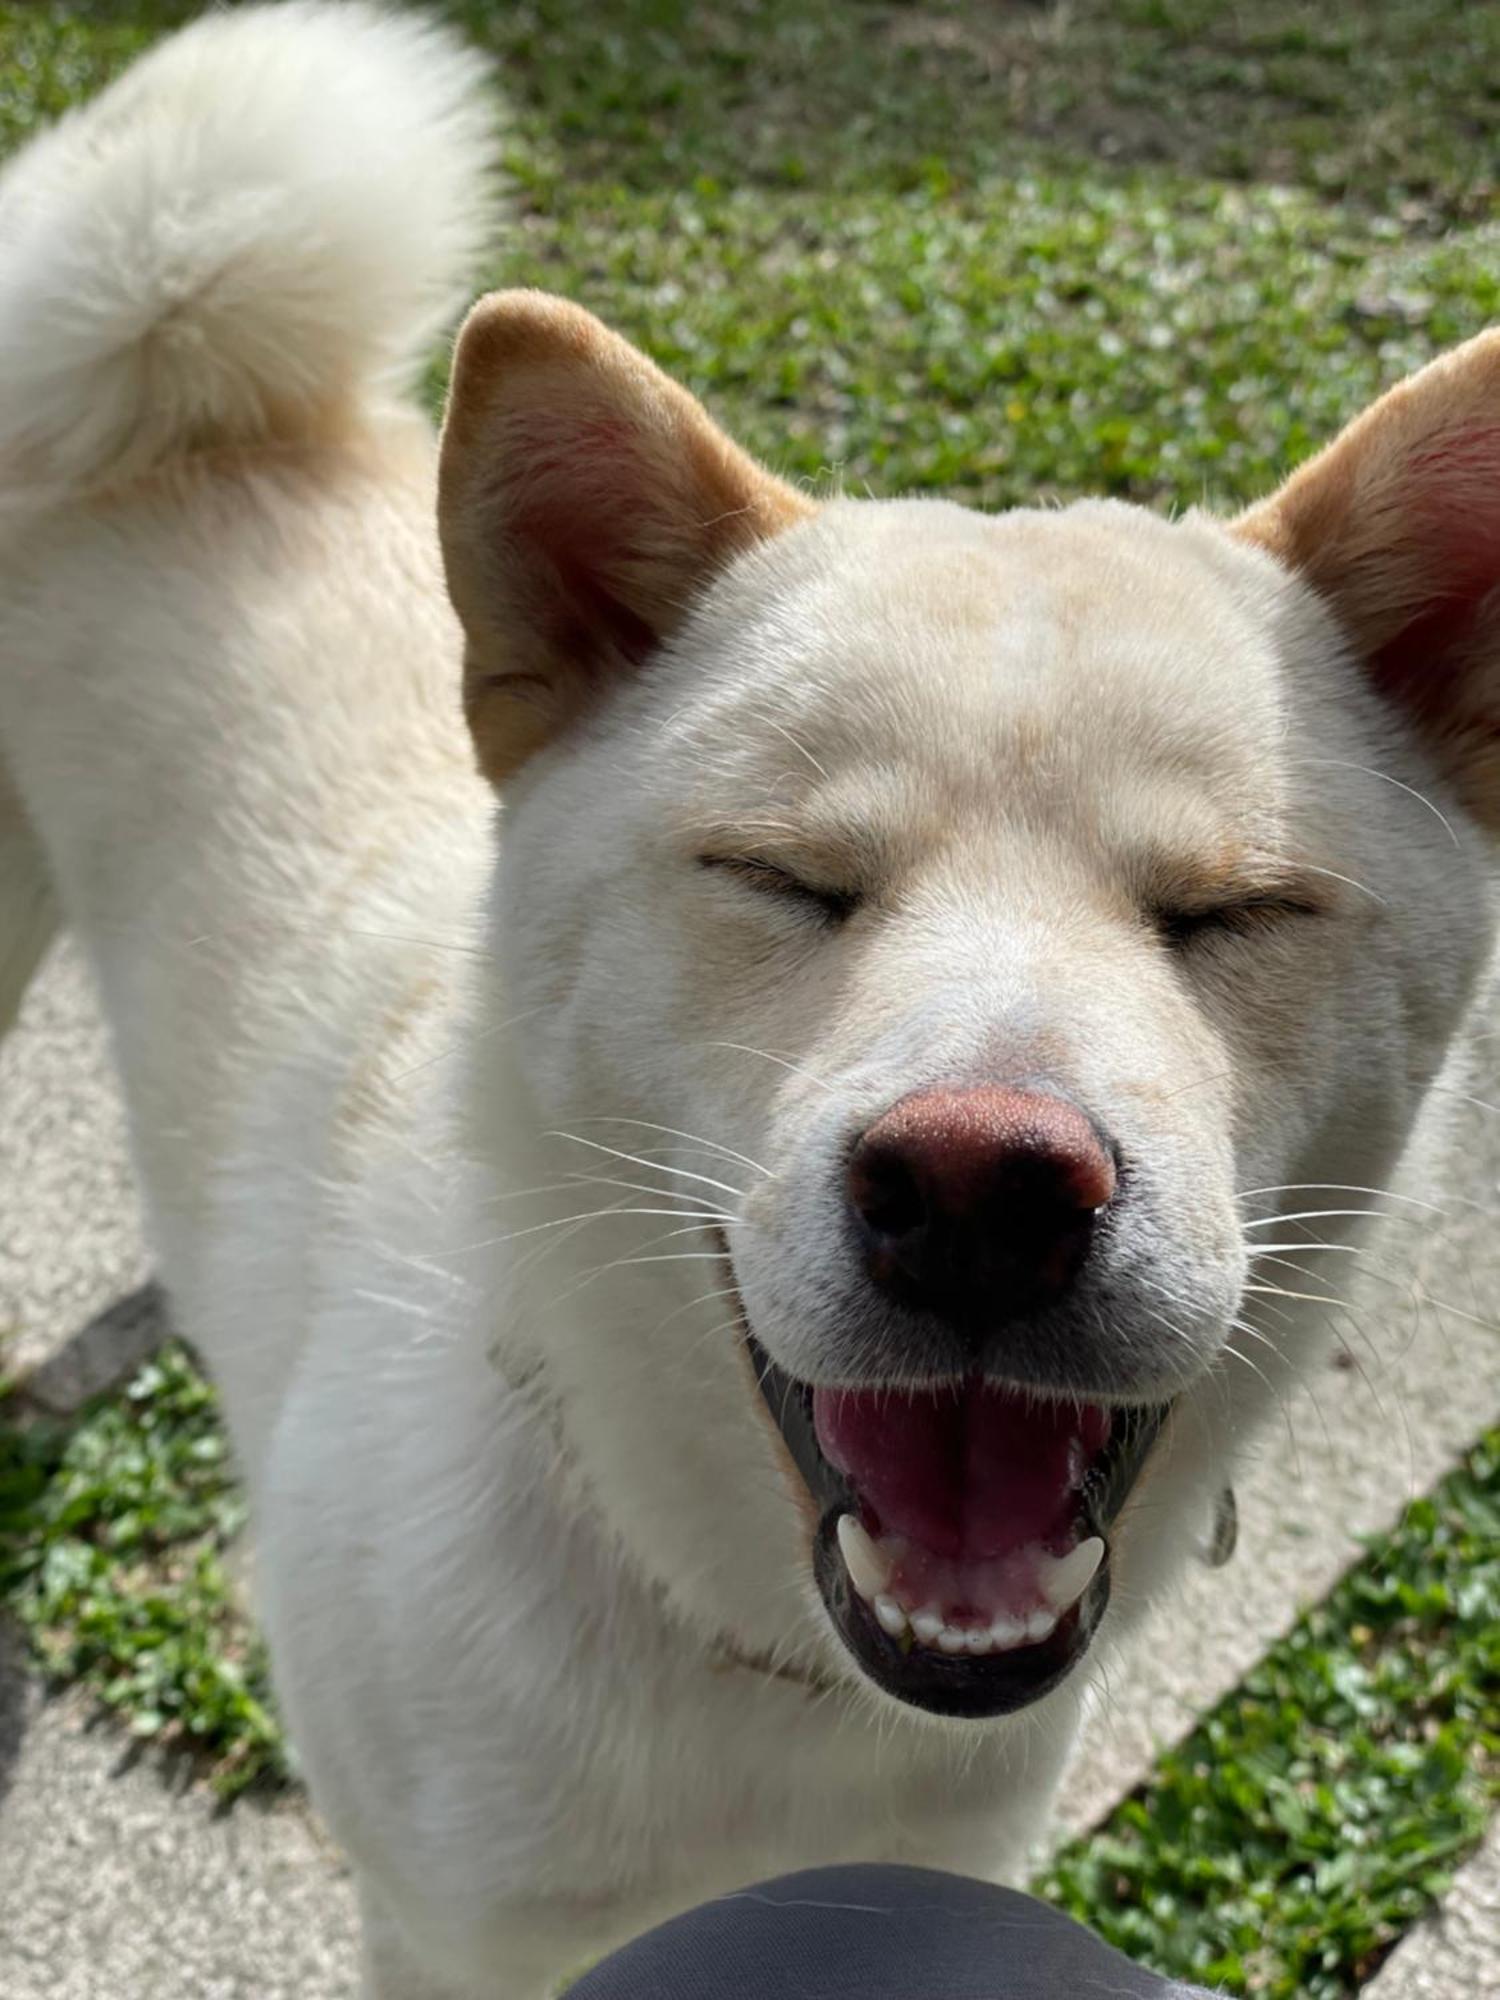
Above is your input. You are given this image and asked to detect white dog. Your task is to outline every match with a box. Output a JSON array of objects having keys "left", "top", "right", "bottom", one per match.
[{"left": 0, "top": 7, "right": 1495, "bottom": 1995}]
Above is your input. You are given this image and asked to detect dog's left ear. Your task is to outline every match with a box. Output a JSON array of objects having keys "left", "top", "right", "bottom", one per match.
[
  {"left": 438, "top": 289, "right": 814, "bottom": 785},
  {"left": 1232, "top": 328, "right": 1500, "bottom": 830}
]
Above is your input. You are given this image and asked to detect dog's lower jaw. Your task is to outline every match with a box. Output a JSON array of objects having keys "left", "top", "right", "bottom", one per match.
[{"left": 253, "top": 1175, "right": 1082, "bottom": 2000}]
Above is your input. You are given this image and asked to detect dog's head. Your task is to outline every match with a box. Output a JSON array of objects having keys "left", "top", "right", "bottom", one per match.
[{"left": 438, "top": 295, "right": 1498, "bottom": 1719}]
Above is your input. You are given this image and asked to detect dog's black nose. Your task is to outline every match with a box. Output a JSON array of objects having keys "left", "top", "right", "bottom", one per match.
[{"left": 848, "top": 1085, "right": 1116, "bottom": 1336}]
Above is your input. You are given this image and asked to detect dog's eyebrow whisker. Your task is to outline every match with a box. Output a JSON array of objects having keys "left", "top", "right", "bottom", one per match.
[
  {"left": 574, "top": 1115, "right": 775, "bottom": 1180},
  {"left": 1291, "top": 756, "right": 1462, "bottom": 847},
  {"left": 1295, "top": 861, "right": 1389, "bottom": 906},
  {"left": 543, "top": 1130, "right": 748, "bottom": 1199}
]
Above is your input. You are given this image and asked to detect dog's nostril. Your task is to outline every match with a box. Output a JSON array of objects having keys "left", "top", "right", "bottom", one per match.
[
  {"left": 846, "top": 1084, "right": 1117, "bottom": 1333},
  {"left": 849, "top": 1146, "right": 927, "bottom": 1245}
]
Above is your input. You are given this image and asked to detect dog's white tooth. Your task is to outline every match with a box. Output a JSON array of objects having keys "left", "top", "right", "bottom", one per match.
[
  {"left": 964, "top": 1626, "right": 991, "bottom": 1654},
  {"left": 1026, "top": 1607, "right": 1058, "bottom": 1643},
  {"left": 911, "top": 1609, "right": 944, "bottom": 1644},
  {"left": 837, "top": 1514, "right": 892, "bottom": 1603},
  {"left": 1038, "top": 1536, "right": 1105, "bottom": 1614},
  {"left": 937, "top": 1626, "right": 968, "bottom": 1654},
  {"left": 873, "top": 1594, "right": 908, "bottom": 1638},
  {"left": 988, "top": 1615, "right": 1027, "bottom": 1651}
]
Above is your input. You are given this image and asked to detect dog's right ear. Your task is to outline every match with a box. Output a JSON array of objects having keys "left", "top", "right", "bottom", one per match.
[
  {"left": 438, "top": 290, "right": 814, "bottom": 785},
  {"left": 1232, "top": 328, "right": 1500, "bottom": 831}
]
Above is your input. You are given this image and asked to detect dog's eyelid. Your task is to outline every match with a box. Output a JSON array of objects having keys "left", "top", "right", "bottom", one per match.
[
  {"left": 1148, "top": 885, "right": 1330, "bottom": 947},
  {"left": 697, "top": 851, "right": 862, "bottom": 923}
]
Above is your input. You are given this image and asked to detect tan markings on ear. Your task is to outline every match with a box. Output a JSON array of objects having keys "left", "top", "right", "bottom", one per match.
[
  {"left": 1232, "top": 328, "right": 1500, "bottom": 829},
  {"left": 438, "top": 290, "right": 815, "bottom": 786}
]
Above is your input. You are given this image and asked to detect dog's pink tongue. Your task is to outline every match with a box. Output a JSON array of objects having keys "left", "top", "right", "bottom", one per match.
[{"left": 812, "top": 1381, "right": 1111, "bottom": 1559}]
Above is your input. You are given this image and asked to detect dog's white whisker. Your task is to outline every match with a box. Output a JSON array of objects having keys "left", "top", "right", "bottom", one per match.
[
  {"left": 654, "top": 1282, "right": 746, "bottom": 1332},
  {"left": 456, "top": 1207, "right": 731, "bottom": 1255},
  {"left": 572, "top": 1116, "right": 772, "bottom": 1180},
  {"left": 544, "top": 1129, "right": 749, "bottom": 1199},
  {"left": 1233, "top": 1182, "right": 1446, "bottom": 1210},
  {"left": 1291, "top": 756, "right": 1461, "bottom": 847},
  {"left": 562, "top": 1170, "right": 741, "bottom": 1214},
  {"left": 1294, "top": 861, "right": 1389, "bottom": 906},
  {"left": 1428, "top": 1082, "right": 1500, "bottom": 1119},
  {"left": 1239, "top": 1207, "right": 1409, "bottom": 1229},
  {"left": 700, "top": 1042, "right": 836, "bottom": 1094},
  {"left": 1243, "top": 1280, "right": 1351, "bottom": 1310},
  {"left": 388, "top": 1004, "right": 546, "bottom": 1083},
  {"left": 1248, "top": 1232, "right": 1376, "bottom": 1248},
  {"left": 547, "top": 1246, "right": 731, "bottom": 1310}
]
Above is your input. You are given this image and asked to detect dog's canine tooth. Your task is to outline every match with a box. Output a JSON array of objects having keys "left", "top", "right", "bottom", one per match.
[
  {"left": 836, "top": 1513, "right": 892, "bottom": 1602},
  {"left": 1037, "top": 1536, "right": 1104, "bottom": 1614}
]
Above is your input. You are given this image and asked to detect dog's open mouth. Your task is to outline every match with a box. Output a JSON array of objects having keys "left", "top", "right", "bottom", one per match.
[{"left": 747, "top": 1333, "right": 1167, "bottom": 1718}]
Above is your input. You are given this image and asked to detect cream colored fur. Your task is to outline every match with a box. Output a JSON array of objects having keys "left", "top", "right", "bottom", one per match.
[{"left": 0, "top": 9, "right": 1495, "bottom": 1998}]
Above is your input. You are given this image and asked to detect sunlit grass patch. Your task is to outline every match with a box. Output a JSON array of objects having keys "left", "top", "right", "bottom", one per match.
[
  {"left": 0, "top": 1346, "right": 285, "bottom": 1798},
  {"left": 1040, "top": 1429, "right": 1500, "bottom": 1997}
]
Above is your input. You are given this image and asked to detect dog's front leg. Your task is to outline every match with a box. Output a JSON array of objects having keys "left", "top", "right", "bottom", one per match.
[{"left": 358, "top": 1878, "right": 624, "bottom": 2000}]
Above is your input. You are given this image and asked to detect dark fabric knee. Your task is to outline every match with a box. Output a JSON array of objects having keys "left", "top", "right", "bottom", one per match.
[{"left": 571, "top": 1863, "right": 1213, "bottom": 1999}]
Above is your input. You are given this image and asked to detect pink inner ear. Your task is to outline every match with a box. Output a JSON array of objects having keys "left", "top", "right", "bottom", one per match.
[
  {"left": 501, "top": 411, "right": 664, "bottom": 668},
  {"left": 505, "top": 412, "right": 646, "bottom": 565},
  {"left": 1368, "top": 424, "right": 1500, "bottom": 722}
]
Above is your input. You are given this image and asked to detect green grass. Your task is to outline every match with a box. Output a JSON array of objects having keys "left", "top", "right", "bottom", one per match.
[
  {"left": 1039, "top": 1428, "right": 1500, "bottom": 1996},
  {"left": 0, "top": 1347, "right": 285, "bottom": 1797},
  {"left": 0, "top": 1, "right": 1496, "bottom": 517},
  {"left": 0, "top": 0, "right": 1496, "bottom": 1976}
]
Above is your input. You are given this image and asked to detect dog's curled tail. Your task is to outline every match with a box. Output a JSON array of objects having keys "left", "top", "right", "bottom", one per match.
[{"left": 0, "top": 0, "right": 502, "bottom": 501}]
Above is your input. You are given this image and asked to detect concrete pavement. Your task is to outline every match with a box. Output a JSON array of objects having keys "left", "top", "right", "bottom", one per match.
[{"left": 1364, "top": 1816, "right": 1500, "bottom": 2000}]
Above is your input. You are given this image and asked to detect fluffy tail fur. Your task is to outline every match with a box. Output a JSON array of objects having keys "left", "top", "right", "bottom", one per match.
[
  {"left": 0, "top": 0, "right": 501, "bottom": 499},
  {"left": 0, "top": 0, "right": 501, "bottom": 1036}
]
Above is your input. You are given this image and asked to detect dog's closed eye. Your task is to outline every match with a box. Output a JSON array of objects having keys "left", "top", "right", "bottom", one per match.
[
  {"left": 1148, "top": 892, "right": 1327, "bottom": 951},
  {"left": 698, "top": 853, "right": 862, "bottom": 927}
]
